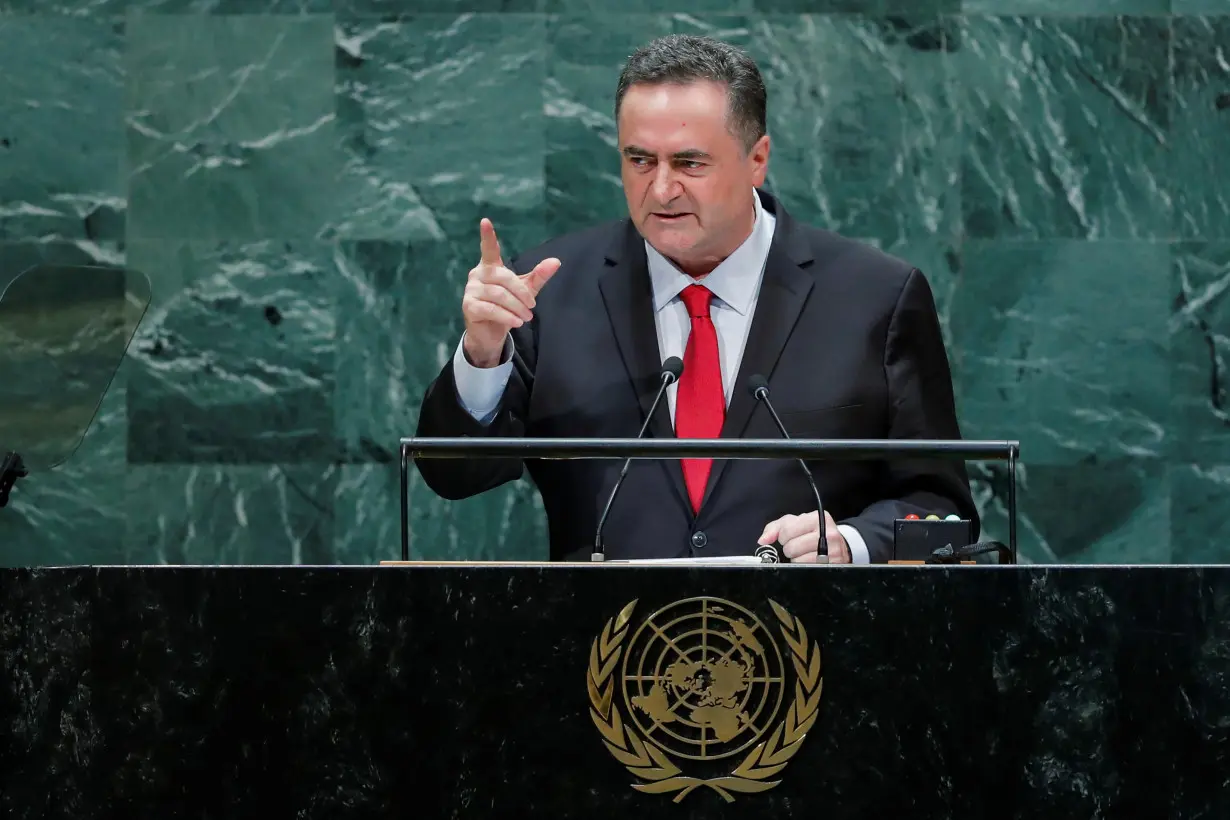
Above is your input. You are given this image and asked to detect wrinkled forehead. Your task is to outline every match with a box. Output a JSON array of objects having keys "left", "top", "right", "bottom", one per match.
[{"left": 616, "top": 82, "right": 734, "bottom": 154}]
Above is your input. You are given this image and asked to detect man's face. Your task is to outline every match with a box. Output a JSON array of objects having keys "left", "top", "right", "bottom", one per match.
[{"left": 618, "top": 81, "right": 770, "bottom": 277}]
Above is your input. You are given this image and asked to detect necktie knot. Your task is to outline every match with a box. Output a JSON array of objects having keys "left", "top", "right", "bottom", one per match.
[{"left": 680, "top": 284, "right": 713, "bottom": 318}]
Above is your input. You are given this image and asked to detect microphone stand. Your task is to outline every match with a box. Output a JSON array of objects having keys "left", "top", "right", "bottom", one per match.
[
  {"left": 592, "top": 359, "right": 683, "bottom": 561},
  {"left": 749, "top": 378, "right": 828, "bottom": 558}
]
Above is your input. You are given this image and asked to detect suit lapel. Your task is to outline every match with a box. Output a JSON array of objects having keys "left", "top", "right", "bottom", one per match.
[
  {"left": 721, "top": 246, "right": 814, "bottom": 440},
  {"left": 699, "top": 209, "right": 815, "bottom": 512},
  {"left": 598, "top": 224, "right": 691, "bottom": 512}
]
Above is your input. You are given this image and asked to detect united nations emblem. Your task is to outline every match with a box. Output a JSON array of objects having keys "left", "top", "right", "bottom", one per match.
[{"left": 586, "top": 597, "right": 823, "bottom": 802}]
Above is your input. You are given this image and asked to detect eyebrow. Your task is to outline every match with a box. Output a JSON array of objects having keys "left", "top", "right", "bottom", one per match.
[{"left": 621, "top": 146, "right": 713, "bottom": 161}]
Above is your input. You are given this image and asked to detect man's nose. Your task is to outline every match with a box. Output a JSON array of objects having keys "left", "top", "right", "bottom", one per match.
[{"left": 651, "top": 165, "right": 683, "bottom": 203}]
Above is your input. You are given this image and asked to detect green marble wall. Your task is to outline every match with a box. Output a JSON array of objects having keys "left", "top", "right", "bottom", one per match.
[{"left": 1, "top": 1, "right": 1227, "bottom": 566}]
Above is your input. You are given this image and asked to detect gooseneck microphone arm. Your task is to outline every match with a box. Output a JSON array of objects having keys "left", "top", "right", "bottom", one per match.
[
  {"left": 747, "top": 375, "right": 828, "bottom": 557},
  {"left": 592, "top": 357, "right": 684, "bottom": 562}
]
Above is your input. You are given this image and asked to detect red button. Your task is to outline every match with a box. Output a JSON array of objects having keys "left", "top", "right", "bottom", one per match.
[{"left": 905, "top": 514, "right": 920, "bottom": 520}]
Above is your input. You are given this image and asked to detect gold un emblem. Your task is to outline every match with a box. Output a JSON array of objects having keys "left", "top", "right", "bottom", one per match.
[{"left": 586, "top": 596, "right": 823, "bottom": 802}]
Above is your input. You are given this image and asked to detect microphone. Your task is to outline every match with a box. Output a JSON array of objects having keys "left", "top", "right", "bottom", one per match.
[
  {"left": 592, "top": 357, "right": 684, "bottom": 561},
  {"left": 747, "top": 375, "right": 828, "bottom": 558}
]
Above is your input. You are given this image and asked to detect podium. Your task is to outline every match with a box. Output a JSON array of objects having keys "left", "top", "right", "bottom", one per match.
[
  {"left": 2, "top": 562, "right": 1228, "bottom": 818},
  {"left": 399, "top": 436, "right": 1021, "bottom": 563}
]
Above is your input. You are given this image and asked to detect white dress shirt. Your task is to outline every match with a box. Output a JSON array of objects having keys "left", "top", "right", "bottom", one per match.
[{"left": 448, "top": 190, "right": 869, "bottom": 563}]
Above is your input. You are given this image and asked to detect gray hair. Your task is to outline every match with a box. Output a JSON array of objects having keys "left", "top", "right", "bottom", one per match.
[{"left": 615, "top": 34, "right": 767, "bottom": 154}]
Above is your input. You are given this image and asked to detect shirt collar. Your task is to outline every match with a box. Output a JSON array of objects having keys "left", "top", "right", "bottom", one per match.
[{"left": 645, "top": 190, "right": 775, "bottom": 316}]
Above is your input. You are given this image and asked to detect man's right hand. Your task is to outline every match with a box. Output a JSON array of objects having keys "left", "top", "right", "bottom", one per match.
[{"left": 462, "top": 218, "right": 561, "bottom": 368}]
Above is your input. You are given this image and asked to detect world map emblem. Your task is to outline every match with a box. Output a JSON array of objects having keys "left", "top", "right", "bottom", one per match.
[{"left": 586, "top": 597, "right": 823, "bottom": 802}]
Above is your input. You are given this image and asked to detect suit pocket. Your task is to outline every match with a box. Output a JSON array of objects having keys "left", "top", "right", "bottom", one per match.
[{"left": 775, "top": 403, "right": 867, "bottom": 437}]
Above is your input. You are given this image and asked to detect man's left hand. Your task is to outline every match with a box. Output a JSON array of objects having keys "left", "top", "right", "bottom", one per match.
[{"left": 758, "top": 511, "right": 850, "bottom": 563}]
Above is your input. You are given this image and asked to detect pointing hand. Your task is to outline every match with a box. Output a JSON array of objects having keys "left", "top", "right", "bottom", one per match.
[{"left": 462, "top": 219, "right": 560, "bottom": 368}]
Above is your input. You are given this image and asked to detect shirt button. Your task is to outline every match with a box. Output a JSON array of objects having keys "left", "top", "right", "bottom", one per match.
[{"left": 691, "top": 531, "right": 708, "bottom": 549}]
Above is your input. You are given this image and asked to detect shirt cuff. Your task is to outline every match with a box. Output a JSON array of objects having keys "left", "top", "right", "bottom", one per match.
[
  {"left": 837, "top": 523, "right": 870, "bottom": 564},
  {"left": 451, "top": 333, "right": 514, "bottom": 425}
]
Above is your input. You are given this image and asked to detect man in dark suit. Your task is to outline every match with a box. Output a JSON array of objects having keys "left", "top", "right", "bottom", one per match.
[{"left": 416, "top": 34, "right": 977, "bottom": 563}]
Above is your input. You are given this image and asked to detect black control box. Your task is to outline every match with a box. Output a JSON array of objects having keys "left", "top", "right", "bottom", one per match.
[{"left": 892, "top": 518, "right": 974, "bottom": 562}]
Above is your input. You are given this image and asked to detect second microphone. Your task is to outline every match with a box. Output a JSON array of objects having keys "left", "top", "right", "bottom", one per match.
[{"left": 747, "top": 374, "right": 828, "bottom": 558}]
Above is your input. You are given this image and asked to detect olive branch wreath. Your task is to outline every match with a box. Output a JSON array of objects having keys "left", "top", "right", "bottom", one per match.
[{"left": 586, "top": 599, "right": 823, "bottom": 803}]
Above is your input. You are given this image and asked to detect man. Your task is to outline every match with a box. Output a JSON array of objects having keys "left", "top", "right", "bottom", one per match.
[{"left": 416, "top": 34, "right": 977, "bottom": 563}]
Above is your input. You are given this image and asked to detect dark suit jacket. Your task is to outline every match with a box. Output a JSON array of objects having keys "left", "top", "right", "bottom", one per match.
[{"left": 416, "top": 190, "right": 978, "bottom": 562}]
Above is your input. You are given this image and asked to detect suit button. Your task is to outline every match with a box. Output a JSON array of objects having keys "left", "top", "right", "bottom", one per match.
[{"left": 691, "top": 531, "right": 707, "bottom": 549}]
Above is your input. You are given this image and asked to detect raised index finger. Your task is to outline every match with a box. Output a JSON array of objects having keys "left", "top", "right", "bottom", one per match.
[{"left": 479, "top": 218, "right": 502, "bottom": 267}]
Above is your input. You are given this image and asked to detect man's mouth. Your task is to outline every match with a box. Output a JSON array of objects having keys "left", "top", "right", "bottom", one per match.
[{"left": 652, "top": 212, "right": 690, "bottom": 221}]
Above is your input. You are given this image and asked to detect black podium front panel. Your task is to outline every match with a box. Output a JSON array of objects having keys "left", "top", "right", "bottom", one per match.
[{"left": 1, "top": 564, "right": 1227, "bottom": 819}]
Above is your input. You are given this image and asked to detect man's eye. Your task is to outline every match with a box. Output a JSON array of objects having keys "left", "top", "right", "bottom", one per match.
[{"left": 680, "top": 161, "right": 703, "bottom": 170}]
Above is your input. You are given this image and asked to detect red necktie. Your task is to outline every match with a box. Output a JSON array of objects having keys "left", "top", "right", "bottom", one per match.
[{"left": 675, "top": 284, "right": 725, "bottom": 513}]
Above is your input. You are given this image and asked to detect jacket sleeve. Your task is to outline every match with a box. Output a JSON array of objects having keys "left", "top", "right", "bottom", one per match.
[
  {"left": 413, "top": 307, "right": 538, "bottom": 501},
  {"left": 838, "top": 268, "right": 980, "bottom": 562}
]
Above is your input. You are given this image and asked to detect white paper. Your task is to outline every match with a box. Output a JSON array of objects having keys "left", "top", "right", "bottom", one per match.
[
  {"left": 604, "top": 556, "right": 773, "bottom": 565},
  {"left": 603, "top": 555, "right": 830, "bottom": 566}
]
